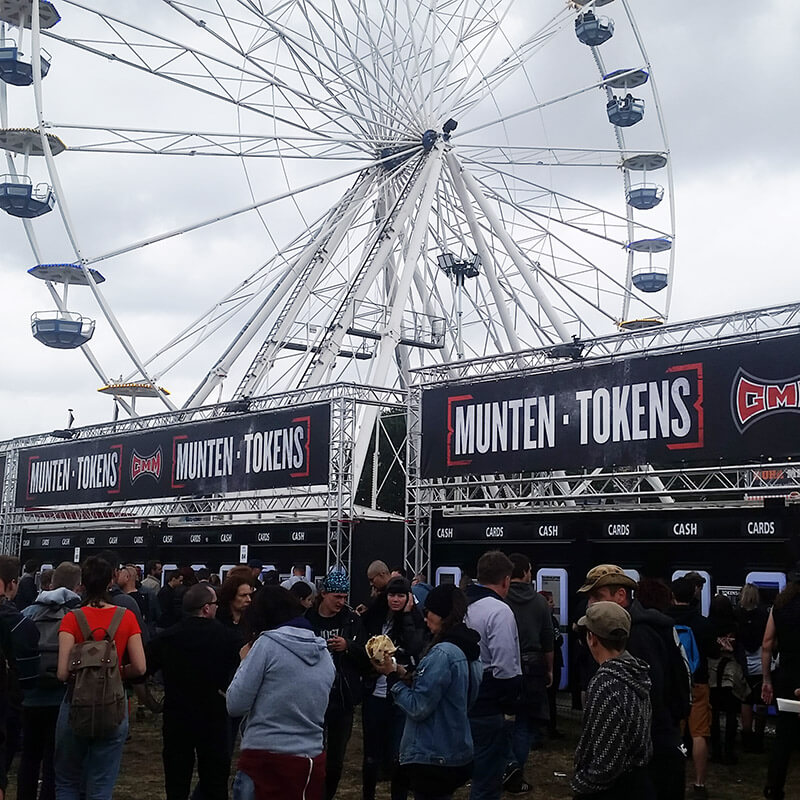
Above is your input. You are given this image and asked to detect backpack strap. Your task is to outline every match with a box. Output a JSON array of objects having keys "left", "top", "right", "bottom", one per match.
[
  {"left": 105, "top": 607, "right": 127, "bottom": 640},
  {"left": 72, "top": 609, "right": 93, "bottom": 641}
]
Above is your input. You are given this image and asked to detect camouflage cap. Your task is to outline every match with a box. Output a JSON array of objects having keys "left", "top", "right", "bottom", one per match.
[
  {"left": 578, "top": 601, "right": 631, "bottom": 640},
  {"left": 577, "top": 563, "right": 638, "bottom": 593}
]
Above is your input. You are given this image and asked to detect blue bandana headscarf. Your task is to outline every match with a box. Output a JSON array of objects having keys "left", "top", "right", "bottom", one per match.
[{"left": 322, "top": 569, "right": 350, "bottom": 593}]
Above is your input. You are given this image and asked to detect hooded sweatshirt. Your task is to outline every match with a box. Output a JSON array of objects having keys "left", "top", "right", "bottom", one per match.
[
  {"left": 226, "top": 620, "right": 335, "bottom": 756},
  {"left": 572, "top": 651, "right": 653, "bottom": 796},
  {"left": 505, "top": 581, "right": 554, "bottom": 655}
]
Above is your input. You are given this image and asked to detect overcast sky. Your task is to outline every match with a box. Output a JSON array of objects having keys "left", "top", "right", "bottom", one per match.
[{"left": 0, "top": 0, "right": 798, "bottom": 441}]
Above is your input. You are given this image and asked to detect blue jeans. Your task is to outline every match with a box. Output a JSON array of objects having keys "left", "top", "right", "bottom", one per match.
[
  {"left": 54, "top": 701, "right": 129, "bottom": 800},
  {"left": 507, "top": 714, "right": 543, "bottom": 770},
  {"left": 468, "top": 714, "right": 506, "bottom": 800}
]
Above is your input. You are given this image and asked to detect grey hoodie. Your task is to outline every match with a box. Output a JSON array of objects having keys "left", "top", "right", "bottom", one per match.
[
  {"left": 572, "top": 651, "right": 653, "bottom": 796},
  {"left": 227, "top": 624, "right": 335, "bottom": 756}
]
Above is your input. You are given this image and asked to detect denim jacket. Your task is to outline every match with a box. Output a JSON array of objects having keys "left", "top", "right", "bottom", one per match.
[{"left": 391, "top": 626, "right": 482, "bottom": 767}]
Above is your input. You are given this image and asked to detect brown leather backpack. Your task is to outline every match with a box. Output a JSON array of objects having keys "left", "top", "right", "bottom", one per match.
[{"left": 67, "top": 607, "right": 127, "bottom": 737}]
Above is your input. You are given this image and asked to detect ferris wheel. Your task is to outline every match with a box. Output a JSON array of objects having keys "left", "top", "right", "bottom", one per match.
[{"left": 1, "top": 0, "right": 674, "bottom": 464}]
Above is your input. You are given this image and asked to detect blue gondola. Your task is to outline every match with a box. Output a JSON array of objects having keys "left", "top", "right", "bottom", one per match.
[
  {"left": 0, "top": 0, "right": 61, "bottom": 29},
  {"left": 607, "top": 94, "right": 645, "bottom": 127},
  {"left": 0, "top": 43, "right": 50, "bottom": 86},
  {"left": 632, "top": 269, "right": 668, "bottom": 293},
  {"left": 30, "top": 312, "right": 95, "bottom": 349},
  {"left": 575, "top": 12, "right": 614, "bottom": 46},
  {"left": 0, "top": 174, "right": 55, "bottom": 217},
  {"left": 626, "top": 183, "right": 664, "bottom": 210}
]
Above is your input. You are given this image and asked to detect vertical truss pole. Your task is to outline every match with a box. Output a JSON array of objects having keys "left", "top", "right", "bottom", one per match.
[
  {"left": 327, "top": 396, "right": 356, "bottom": 575},
  {"left": 0, "top": 449, "right": 20, "bottom": 556},
  {"left": 404, "top": 383, "right": 431, "bottom": 581}
]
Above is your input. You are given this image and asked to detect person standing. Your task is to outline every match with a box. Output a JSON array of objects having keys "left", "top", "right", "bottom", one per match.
[
  {"left": 579, "top": 564, "right": 689, "bottom": 800},
  {"left": 227, "top": 586, "right": 335, "bottom": 800},
  {"left": 572, "top": 602, "right": 655, "bottom": 799},
  {"left": 503, "top": 553, "right": 555, "bottom": 793},
  {"left": 157, "top": 571, "right": 184, "bottom": 630},
  {"left": 761, "top": 567, "right": 800, "bottom": 800},
  {"left": 217, "top": 573, "right": 255, "bottom": 647},
  {"left": 667, "top": 577, "right": 716, "bottom": 799},
  {"left": 141, "top": 561, "right": 162, "bottom": 595},
  {"left": 375, "top": 584, "right": 483, "bottom": 800},
  {"left": 14, "top": 560, "right": 40, "bottom": 612},
  {"left": 18, "top": 562, "right": 82, "bottom": 800},
  {"left": 305, "top": 571, "right": 368, "bottom": 800},
  {"left": 0, "top": 555, "right": 41, "bottom": 795},
  {"left": 360, "top": 576, "right": 426, "bottom": 800},
  {"left": 146, "top": 583, "right": 241, "bottom": 800},
  {"left": 464, "top": 551, "right": 522, "bottom": 800},
  {"left": 54, "top": 557, "right": 146, "bottom": 800},
  {"left": 736, "top": 584, "right": 769, "bottom": 753}
]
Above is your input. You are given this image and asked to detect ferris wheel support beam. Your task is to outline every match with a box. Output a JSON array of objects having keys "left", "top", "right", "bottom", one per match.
[
  {"left": 449, "top": 151, "right": 573, "bottom": 344},
  {"left": 349, "top": 147, "right": 443, "bottom": 482},
  {"left": 231, "top": 170, "right": 378, "bottom": 400},
  {"left": 302, "top": 154, "right": 438, "bottom": 389},
  {"left": 30, "top": 2, "right": 176, "bottom": 413},
  {"left": 186, "top": 170, "right": 377, "bottom": 408},
  {"left": 444, "top": 155, "right": 525, "bottom": 355}
]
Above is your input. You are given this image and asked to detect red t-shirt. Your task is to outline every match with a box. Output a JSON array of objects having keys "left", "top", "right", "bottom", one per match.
[{"left": 59, "top": 605, "right": 141, "bottom": 665}]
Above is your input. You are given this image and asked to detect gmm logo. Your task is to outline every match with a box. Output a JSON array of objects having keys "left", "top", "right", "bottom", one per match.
[
  {"left": 733, "top": 369, "right": 800, "bottom": 432},
  {"left": 131, "top": 447, "right": 162, "bottom": 483}
]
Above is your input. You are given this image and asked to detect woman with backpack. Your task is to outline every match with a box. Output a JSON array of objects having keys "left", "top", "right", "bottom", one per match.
[{"left": 54, "top": 557, "right": 146, "bottom": 800}]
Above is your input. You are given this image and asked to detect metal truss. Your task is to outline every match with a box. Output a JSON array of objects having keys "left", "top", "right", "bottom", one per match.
[
  {"left": 0, "top": 384, "right": 405, "bottom": 571},
  {"left": 411, "top": 301, "right": 800, "bottom": 386}
]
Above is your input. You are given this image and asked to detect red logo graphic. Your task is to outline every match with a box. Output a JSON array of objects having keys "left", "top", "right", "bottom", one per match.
[
  {"left": 733, "top": 370, "right": 800, "bottom": 431},
  {"left": 131, "top": 448, "right": 162, "bottom": 483}
]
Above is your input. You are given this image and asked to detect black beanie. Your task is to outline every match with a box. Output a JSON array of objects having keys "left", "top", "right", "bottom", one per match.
[
  {"left": 425, "top": 583, "right": 458, "bottom": 618},
  {"left": 386, "top": 576, "right": 411, "bottom": 595}
]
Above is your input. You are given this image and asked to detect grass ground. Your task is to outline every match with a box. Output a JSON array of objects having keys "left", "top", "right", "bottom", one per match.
[{"left": 7, "top": 700, "right": 798, "bottom": 799}]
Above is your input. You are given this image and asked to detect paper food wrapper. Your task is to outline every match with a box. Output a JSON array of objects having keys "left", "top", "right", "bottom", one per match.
[{"left": 366, "top": 634, "right": 397, "bottom": 664}]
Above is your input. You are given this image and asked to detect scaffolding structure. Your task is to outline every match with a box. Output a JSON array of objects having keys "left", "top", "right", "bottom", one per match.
[
  {"left": 405, "top": 302, "right": 800, "bottom": 577},
  {"left": 0, "top": 382, "right": 405, "bottom": 575}
]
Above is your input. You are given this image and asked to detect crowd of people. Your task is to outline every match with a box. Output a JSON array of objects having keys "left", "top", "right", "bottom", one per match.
[{"left": 0, "top": 551, "right": 798, "bottom": 800}]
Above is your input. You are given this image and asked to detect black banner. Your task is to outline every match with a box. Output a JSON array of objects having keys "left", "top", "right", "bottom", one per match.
[
  {"left": 421, "top": 335, "right": 800, "bottom": 477},
  {"left": 430, "top": 511, "right": 787, "bottom": 544},
  {"left": 15, "top": 404, "right": 330, "bottom": 507}
]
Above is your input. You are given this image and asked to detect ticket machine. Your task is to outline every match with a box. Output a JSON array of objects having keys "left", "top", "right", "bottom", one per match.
[
  {"left": 536, "top": 567, "right": 569, "bottom": 689},
  {"left": 745, "top": 571, "right": 786, "bottom": 605},
  {"left": 435, "top": 566, "right": 462, "bottom": 586}
]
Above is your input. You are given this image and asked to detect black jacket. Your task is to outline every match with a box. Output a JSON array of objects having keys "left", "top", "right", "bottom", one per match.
[
  {"left": 362, "top": 593, "right": 427, "bottom": 677},
  {"left": 14, "top": 575, "right": 38, "bottom": 612},
  {"left": 146, "top": 616, "right": 241, "bottom": 719},
  {"left": 506, "top": 581, "right": 554, "bottom": 654},
  {"left": 626, "top": 599, "right": 686, "bottom": 752},
  {"left": 667, "top": 604, "right": 718, "bottom": 684},
  {"left": 306, "top": 604, "right": 369, "bottom": 711}
]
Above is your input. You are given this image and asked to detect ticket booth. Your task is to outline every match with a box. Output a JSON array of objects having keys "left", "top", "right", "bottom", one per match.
[{"left": 536, "top": 567, "right": 569, "bottom": 689}]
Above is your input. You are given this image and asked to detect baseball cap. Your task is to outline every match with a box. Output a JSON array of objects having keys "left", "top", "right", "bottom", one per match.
[
  {"left": 578, "top": 564, "right": 638, "bottom": 593},
  {"left": 247, "top": 558, "right": 264, "bottom": 570},
  {"left": 578, "top": 601, "right": 631, "bottom": 640}
]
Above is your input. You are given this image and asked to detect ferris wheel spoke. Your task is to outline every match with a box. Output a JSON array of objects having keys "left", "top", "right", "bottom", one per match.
[
  {"left": 445, "top": 5, "right": 568, "bottom": 118},
  {"left": 81, "top": 154, "right": 401, "bottom": 267},
  {"left": 457, "top": 66, "right": 647, "bottom": 140},
  {"left": 462, "top": 169, "right": 664, "bottom": 321},
  {"left": 227, "top": 0, "right": 422, "bottom": 140},
  {"left": 462, "top": 157, "right": 671, "bottom": 242}
]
